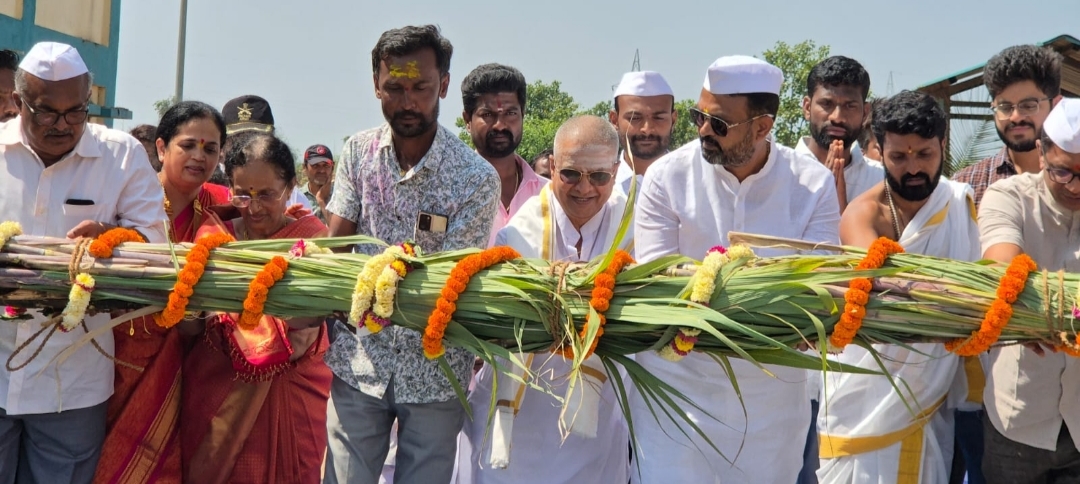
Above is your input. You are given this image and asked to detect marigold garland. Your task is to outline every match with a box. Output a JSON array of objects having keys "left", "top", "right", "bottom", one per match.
[
  {"left": 0, "top": 221, "right": 22, "bottom": 248},
  {"left": 237, "top": 256, "right": 289, "bottom": 330},
  {"left": 945, "top": 254, "right": 1037, "bottom": 356},
  {"left": 557, "top": 250, "right": 635, "bottom": 360},
  {"left": 423, "top": 246, "right": 520, "bottom": 359},
  {"left": 348, "top": 245, "right": 405, "bottom": 327},
  {"left": 829, "top": 237, "right": 905, "bottom": 350},
  {"left": 88, "top": 227, "right": 145, "bottom": 259},
  {"left": 348, "top": 243, "right": 418, "bottom": 333},
  {"left": 156, "top": 232, "right": 234, "bottom": 328}
]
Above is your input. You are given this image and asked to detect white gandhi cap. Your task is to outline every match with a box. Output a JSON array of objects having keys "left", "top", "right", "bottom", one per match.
[
  {"left": 702, "top": 55, "right": 783, "bottom": 96},
  {"left": 613, "top": 71, "right": 674, "bottom": 99},
  {"left": 17, "top": 42, "right": 88, "bottom": 82},
  {"left": 1044, "top": 98, "right": 1080, "bottom": 154}
]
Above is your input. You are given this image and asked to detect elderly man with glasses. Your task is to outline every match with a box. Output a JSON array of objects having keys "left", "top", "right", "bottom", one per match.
[
  {"left": 630, "top": 55, "right": 841, "bottom": 484},
  {"left": 0, "top": 42, "right": 166, "bottom": 482},
  {"left": 457, "top": 114, "right": 632, "bottom": 484}
]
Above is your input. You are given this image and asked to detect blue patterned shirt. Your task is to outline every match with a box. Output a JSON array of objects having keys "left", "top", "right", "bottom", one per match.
[{"left": 325, "top": 123, "right": 500, "bottom": 404}]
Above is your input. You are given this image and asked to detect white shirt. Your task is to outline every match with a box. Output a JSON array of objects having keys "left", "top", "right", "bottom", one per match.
[
  {"left": 631, "top": 137, "right": 841, "bottom": 483},
  {"left": 615, "top": 154, "right": 638, "bottom": 196},
  {"left": 0, "top": 118, "right": 167, "bottom": 414},
  {"left": 795, "top": 137, "right": 884, "bottom": 203},
  {"left": 288, "top": 188, "right": 311, "bottom": 209}
]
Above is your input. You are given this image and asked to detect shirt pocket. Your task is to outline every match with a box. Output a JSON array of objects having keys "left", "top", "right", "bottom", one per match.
[
  {"left": 61, "top": 203, "right": 105, "bottom": 232},
  {"left": 412, "top": 228, "right": 447, "bottom": 254}
]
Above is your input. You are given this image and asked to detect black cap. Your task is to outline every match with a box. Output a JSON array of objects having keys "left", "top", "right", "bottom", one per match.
[
  {"left": 222, "top": 95, "right": 274, "bottom": 135},
  {"left": 304, "top": 144, "right": 334, "bottom": 165}
]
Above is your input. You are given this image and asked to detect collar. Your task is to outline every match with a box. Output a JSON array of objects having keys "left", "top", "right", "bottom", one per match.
[
  {"left": 797, "top": 136, "right": 870, "bottom": 173},
  {"left": 993, "top": 146, "right": 1017, "bottom": 175},
  {"left": 713, "top": 135, "right": 778, "bottom": 183},
  {"left": 0, "top": 117, "right": 101, "bottom": 160},
  {"left": 550, "top": 190, "right": 610, "bottom": 260},
  {"left": 515, "top": 154, "right": 546, "bottom": 189},
  {"left": 377, "top": 123, "right": 449, "bottom": 176}
]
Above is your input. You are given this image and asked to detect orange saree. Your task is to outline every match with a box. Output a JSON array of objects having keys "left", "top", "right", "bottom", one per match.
[
  {"left": 94, "top": 183, "right": 230, "bottom": 484},
  {"left": 181, "top": 215, "right": 331, "bottom": 484}
]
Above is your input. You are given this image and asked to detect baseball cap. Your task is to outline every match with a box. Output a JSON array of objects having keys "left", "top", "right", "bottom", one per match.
[
  {"left": 304, "top": 144, "right": 334, "bottom": 165},
  {"left": 222, "top": 95, "right": 274, "bottom": 135}
]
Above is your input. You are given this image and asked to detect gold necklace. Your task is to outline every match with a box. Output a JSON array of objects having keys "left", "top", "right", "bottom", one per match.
[{"left": 884, "top": 181, "right": 904, "bottom": 241}]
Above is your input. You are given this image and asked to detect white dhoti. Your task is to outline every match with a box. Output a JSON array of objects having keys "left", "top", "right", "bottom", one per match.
[
  {"left": 817, "top": 179, "right": 980, "bottom": 484},
  {"left": 457, "top": 187, "right": 632, "bottom": 484}
]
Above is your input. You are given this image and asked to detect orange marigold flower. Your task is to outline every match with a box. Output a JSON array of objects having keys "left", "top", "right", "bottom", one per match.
[
  {"left": 592, "top": 298, "right": 611, "bottom": 313},
  {"left": 946, "top": 253, "right": 1036, "bottom": 356},
  {"left": 440, "top": 287, "right": 459, "bottom": 302},
  {"left": 850, "top": 278, "right": 873, "bottom": 293},
  {"left": 89, "top": 228, "right": 145, "bottom": 259},
  {"left": 436, "top": 299, "right": 457, "bottom": 314},
  {"left": 844, "top": 289, "right": 869, "bottom": 306}
]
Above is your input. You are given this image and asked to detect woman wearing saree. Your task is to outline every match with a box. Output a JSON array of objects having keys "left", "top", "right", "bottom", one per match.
[
  {"left": 94, "top": 101, "right": 229, "bottom": 484},
  {"left": 182, "top": 132, "right": 332, "bottom": 484}
]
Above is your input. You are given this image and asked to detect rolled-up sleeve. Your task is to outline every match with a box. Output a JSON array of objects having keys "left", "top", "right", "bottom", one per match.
[
  {"left": 978, "top": 183, "right": 1024, "bottom": 251},
  {"left": 327, "top": 137, "right": 361, "bottom": 222},
  {"left": 117, "top": 148, "right": 167, "bottom": 243}
]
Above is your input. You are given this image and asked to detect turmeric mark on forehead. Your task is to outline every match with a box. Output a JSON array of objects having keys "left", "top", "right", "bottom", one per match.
[{"left": 389, "top": 61, "right": 421, "bottom": 79}]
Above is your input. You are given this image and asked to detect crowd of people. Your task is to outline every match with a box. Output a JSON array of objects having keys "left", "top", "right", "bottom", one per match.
[{"left": 0, "top": 22, "right": 1076, "bottom": 484}]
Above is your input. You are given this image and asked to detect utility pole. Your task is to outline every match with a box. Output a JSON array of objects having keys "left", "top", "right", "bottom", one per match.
[
  {"left": 174, "top": 0, "right": 188, "bottom": 102},
  {"left": 631, "top": 49, "right": 640, "bottom": 71}
]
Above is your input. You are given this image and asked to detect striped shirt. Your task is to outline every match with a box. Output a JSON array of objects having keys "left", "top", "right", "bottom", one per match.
[{"left": 952, "top": 147, "right": 1016, "bottom": 209}]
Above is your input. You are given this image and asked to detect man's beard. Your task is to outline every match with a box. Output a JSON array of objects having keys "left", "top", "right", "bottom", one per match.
[
  {"left": 476, "top": 128, "right": 521, "bottom": 159},
  {"left": 995, "top": 121, "right": 1038, "bottom": 152},
  {"left": 700, "top": 129, "right": 755, "bottom": 167},
  {"left": 387, "top": 104, "right": 438, "bottom": 138},
  {"left": 885, "top": 159, "right": 944, "bottom": 202},
  {"left": 810, "top": 121, "right": 860, "bottom": 150},
  {"left": 626, "top": 133, "right": 672, "bottom": 160}
]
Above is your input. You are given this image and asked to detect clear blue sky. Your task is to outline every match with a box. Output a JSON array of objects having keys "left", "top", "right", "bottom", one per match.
[{"left": 112, "top": 0, "right": 1078, "bottom": 154}]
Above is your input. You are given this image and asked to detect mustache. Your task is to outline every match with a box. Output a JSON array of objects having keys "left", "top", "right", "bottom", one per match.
[
  {"left": 45, "top": 129, "right": 73, "bottom": 136},
  {"left": 631, "top": 134, "right": 663, "bottom": 144},
  {"left": 391, "top": 110, "right": 423, "bottom": 121},
  {"left": 900, "top": 172, "right": 931, "bottom": 185},
  {"left": 1006, "top": 121, "right": 1036, "bottom": 130},
  {"left": 486, "top": 129, "right": 514, "bottom": 141}
]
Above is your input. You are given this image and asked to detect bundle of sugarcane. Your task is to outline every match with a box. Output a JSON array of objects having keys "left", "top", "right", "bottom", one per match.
[{"left": 1, "top": 227, "right": 1077, "bottom": 371}]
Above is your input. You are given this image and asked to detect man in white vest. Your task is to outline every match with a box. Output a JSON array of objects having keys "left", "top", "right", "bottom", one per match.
[
  {"left": 457, "top": 115, "right": 631, "bottom": 483},
  {"left": 609, "top": 71, "right": 676, "bottom": 195},
  {"left": 632, "top": 55, "right": 841, "bottom": 483},
  {"left": 820, "top": 90, "right": 980, "bottom": 483}
]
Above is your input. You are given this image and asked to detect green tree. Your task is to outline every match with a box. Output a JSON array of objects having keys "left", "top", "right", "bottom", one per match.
[
  {"left": 671, "top": 99, "right": 699, "bottom": 149},
  {"left": 581, "top": 100, "right": 612, "bottom": 118},
  {"left": 761, "top": 40, "right": 831, "bottom": 147},
  {"left": 153, "top": 96, "right": 178, "bottom": 119}
]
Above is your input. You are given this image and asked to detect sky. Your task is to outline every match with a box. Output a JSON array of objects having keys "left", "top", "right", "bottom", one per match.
[{"left": 112, "top": 0, "right": 1079, "bottom": 155}]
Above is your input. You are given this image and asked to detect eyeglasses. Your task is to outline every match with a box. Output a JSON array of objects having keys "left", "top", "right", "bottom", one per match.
[
  {"left": 229, "top": 188, "right": 288, "bottom": 208},
  {"left": 1046, "top": 165, "right": 1080, "bottom": 185},
  {"left": 558, "top": 168, "right": 614, "bottom": 186},
  {"left": 23, "top": 101, "right": 90, "bottom": 126},
  {"left": 991, "top": 97, "right": 1050, "bottom": 119},
  {"left": 689, "top": 108, "right": 772, "bottom": 137}
]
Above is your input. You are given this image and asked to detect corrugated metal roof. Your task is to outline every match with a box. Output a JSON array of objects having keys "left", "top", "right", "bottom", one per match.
[{"left": 918, "top": 34, "right": 1080, "bottom": 97}]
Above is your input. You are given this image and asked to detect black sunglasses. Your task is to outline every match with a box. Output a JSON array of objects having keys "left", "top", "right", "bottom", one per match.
[
  {"left": 558, "top": 168, "right": 614, "bottom": 186},
  {"left": 689, "top": 108, "right": 772, "bottom": 137}
]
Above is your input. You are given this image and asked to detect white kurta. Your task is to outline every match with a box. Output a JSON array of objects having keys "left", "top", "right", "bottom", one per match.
[
  {"left": 795, "top": 137, "right": 884, "bottom": 204},
  {"left": 817, "top": 179, "right": 979, "bottom": 484},
  {"left": 616, "top": 153, "right": 640, "bottom": 196},
  {"left": 457, "top": 186, "right": 632, "bottom": 484},
  {"left": 631, "top": 137, "right": 841, "bottom": 484}
]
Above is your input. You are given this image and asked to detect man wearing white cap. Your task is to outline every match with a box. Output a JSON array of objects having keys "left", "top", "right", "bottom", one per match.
[
  {"left": 458, "top": 115, "right": 631, "bottom": 484},
  {"left": 631, "top": 55, "right": 841, "bottom": 483},
  {"left": 0, "top": 42, "right": 166, "bottom": 481},
  {"left": 978, "top": 97, "right": 1080, "bottom": 482},
  {"left": 822, "top": 90, "right": 979, "bottom": 483},
  {"left": 609, "top": 71, "right": 677, "bottom": 195}
]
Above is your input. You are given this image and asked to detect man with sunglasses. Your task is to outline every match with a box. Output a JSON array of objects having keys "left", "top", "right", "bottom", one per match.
[
  {"left": 609, "top": 71, "right": 676, "bottom": 195},
  {"left": 459, "top": 115, "right": 631, "bottom": 483},
  {"left": 822, "top": 90, "right": 980, "bottom": 484},
  {"left": 977, "top": 98, "right": 1080, "bottom": 483},
  {"left": 0, "top": 42, "right": 166, "bottom": 482},
  {"left": 954, "top": 45, "right": 1063, "bottom": 209},
  {"left": 631, "top": 55, "right": 841, "bottom": 483}
]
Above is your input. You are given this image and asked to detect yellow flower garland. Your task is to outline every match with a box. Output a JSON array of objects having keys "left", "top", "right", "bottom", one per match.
[{"left": 60, "top": 273, "right": 95, "bottom": 332}]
